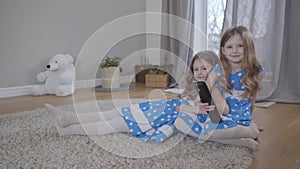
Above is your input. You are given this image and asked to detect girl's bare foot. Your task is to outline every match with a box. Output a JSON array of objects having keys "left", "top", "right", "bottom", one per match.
[
  {"left": 44, "top": 103, "right": 77, "bottom": 128},
  {"left": 210, "top": 137, "right": 259, "bottom": 151},
  {"left": 249, "top": 123, "right": 260, "bottom": 139}
]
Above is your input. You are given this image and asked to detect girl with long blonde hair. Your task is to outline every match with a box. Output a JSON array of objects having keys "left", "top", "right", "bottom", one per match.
[{"left": 219, "top": 26, "right": 264, "bottom": 113}]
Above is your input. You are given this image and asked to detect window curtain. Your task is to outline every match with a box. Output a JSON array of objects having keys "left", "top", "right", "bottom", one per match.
[
  {"left": 222, "top": 0, "right": 299, "bottom": 103},
  {"left": 160, "top": 0, "right": 195, "bottom": 85},
  {"left": 268, "top": 0, "right": 300, "bottom": 103}
]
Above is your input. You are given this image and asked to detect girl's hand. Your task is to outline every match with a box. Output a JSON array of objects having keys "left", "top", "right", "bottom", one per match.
[
  {"left": 194, "top": 97, "right": 215, "bottom": 112},
  {"left": 197, "top": 102, "right": 215, "bottom": 112},
  {"left": 175, "top": 106, "right": 181, "bottom": 112}
]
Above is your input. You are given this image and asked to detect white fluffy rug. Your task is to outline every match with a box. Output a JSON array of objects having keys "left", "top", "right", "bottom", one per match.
[{"left": 0, "top": 99, "right": 253, "bottom": 168}]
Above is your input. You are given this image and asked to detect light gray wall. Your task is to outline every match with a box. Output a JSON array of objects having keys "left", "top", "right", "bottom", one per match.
[{"left": 0, "top": 0, "right": 146, "bottom": 88}]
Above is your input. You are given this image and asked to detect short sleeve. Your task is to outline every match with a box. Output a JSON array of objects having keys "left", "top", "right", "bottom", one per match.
[{"left": 259, "top": 66, "right": 264, "bottom": 73}]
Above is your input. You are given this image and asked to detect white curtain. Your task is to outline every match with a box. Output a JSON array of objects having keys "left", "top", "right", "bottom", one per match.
[
  {"left": 160, "top": 0, "right": 195, "bottom": 85},
  {"left": 222, "top": 0, "right": 300, "bottom": 103},
  {"left": 268, "top": 0, "right": 300, "bottom": 103}
]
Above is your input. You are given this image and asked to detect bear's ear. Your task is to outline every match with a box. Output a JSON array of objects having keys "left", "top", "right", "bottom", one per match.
[{"left": 65, "top": 54, "right": 74, "bottom": 63}]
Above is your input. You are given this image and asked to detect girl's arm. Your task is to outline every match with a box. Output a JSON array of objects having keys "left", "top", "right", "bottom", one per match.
[
  {"left": 204, "top": 71, "right": 218, "bottom": 92},
  {"left": 191, "top": 87, "right": 229, "bottom": 115},
  {"left": 211, "top": 87, "right": 229, "bottom": 115},
  {"left": 250, "top": 71, "right": 265, "bottom": 112},
  {"left": 175, "top": 96, "right": 206, "bottom": 114},
  {"left": 175, "top": 105, "right": 207, "bottom": 114},
  {"left": 177, "top": 87, "right": 229, "bottom": 116},
  {"left": 207, "top": 67, "right": 229, "bottom": 115}
]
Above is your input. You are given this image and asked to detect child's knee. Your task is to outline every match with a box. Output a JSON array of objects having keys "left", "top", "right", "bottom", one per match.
[{"left": 175, "top": 118, "right": 193, "bottom": 134}]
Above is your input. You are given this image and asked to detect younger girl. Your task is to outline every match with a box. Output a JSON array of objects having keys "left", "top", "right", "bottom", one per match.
[{"left": 45, "top": 50, "right": 259, "bottom": 150}]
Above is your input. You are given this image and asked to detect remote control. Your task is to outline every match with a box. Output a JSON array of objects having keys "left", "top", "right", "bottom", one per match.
[{"left": 194, "top": 81, "right": 222, "bottom": 123}]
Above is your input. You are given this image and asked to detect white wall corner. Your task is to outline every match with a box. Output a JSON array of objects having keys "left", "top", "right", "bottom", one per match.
[{"left": 146, "top": 0, "right": 162, "bottom": 65}]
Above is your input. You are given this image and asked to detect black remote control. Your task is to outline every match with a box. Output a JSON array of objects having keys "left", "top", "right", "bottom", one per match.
[{"left": 194, "top": 81, "right": 222, "bottom": 123}]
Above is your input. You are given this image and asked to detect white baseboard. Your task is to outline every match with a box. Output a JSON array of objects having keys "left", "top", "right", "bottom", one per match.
[
  {"left": 0, "top": 85, "right": 35, "bottom": 99},
  {"left": 0, "top": 75, "right": 135, "bottom": 99},
  {"left": 75, "top": 79, "right": 102, "bottom": 89}
]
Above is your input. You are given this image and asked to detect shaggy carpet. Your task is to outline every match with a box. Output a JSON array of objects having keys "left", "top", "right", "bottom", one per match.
[{"left": 0, "top": 99, "right": 253, "bottom": 168}]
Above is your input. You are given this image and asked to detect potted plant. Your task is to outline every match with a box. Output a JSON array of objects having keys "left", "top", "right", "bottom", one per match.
[
  {"left": 100, "top": 57, "right": 121, "bottom": 89},
  {"left": 145, "top": 64, "right": 173, "bottom": 88}
]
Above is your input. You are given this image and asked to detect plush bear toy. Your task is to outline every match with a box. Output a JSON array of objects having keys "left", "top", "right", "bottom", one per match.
[{"left": 32, "top": 54, "right": 76, "bottom": 96}]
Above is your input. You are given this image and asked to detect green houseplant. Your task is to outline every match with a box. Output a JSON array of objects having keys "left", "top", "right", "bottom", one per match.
[
  {"left": 100, "top": 57, "right": 121, "bottom": 89},
  {"left": 147, "top": 64, "right": 173, "bottom": 75},
  {"left": 100, "top": 57, "right": 121, "bottom": 68}
]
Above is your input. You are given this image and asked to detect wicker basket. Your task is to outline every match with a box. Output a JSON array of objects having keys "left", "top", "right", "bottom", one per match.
[{"left": 145, "top": 74, "right": 169, "bottom": 88}]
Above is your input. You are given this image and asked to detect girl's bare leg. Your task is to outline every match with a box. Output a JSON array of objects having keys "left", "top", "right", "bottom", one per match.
[
  {"left": 209, "top": 137, "right": 259, "bottom": 151},
  {"left": 45, "top": 103, "right": 121, "bottom": 127},
  {"left": 54, "top": 117, "right": 129, "bottom": 136},
  {"left": 174, "top": 113, "right": 200, "bottom": 137},
  {"left": 209, "top": 123, "right": 259, "bottom": 139},
  {"left": 175, "top": 116, "right": 259, "bottom": 151}
]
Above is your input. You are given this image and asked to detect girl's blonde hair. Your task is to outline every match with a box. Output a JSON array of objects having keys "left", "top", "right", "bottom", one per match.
[
  {"left": 219, "top": 26, "right": 262, "bottom": 98},
  {"left": 182, "top": 50, "right": 226, "bottom": 100}
]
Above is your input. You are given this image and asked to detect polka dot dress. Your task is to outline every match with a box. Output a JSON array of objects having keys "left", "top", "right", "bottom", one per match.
[
  {"left": 122, "top": 99, "right": 187, "bottom": 143},
  {"left": 121, "top": 98, "right": 237, "bottom": 143},
  {"left": 225, "top": 67, "right": 264, "bottom": 126},
  {"left": 121, "top": 67, "right": 264, "bottom": 143}
]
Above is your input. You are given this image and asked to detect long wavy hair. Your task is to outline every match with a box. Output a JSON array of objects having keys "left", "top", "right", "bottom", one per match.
[
  {"left": 182, "top": 51, "right": 227, "bottom": 100},
  {"left": 219, "top": 26, "right": 262, "bottom": 98}
]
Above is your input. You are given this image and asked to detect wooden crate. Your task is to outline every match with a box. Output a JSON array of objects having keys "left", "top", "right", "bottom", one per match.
[
  {"left": 135, "top": 67, "right": 150, "bottom": 83},
  {"left": 145, "top": 74, "right": 169, "bottom": 88},
  {"left": 135, "top": 65, "right": 160, "bottom": 83}
]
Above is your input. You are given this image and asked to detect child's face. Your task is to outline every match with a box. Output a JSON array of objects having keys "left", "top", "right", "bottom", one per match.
[
  {"left": 222, "top": 33, "right": 244, "bottom": 65},
  {"left": 193, "top": 59, "right": 213, "bottom": 81}
]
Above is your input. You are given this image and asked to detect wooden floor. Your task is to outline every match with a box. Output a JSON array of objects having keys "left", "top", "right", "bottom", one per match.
[{"left": 0, "top": 83, "right": 299, "bottom": 169}]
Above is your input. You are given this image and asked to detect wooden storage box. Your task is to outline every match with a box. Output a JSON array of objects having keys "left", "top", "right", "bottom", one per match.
[
  {"left": 135, "top": 65, "right": 151, "bottom": 83},
  {"left": 145, "top": 74, "right": 169, "bottom": 88}
]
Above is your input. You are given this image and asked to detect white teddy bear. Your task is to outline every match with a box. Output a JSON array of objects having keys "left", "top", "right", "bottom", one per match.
[{"left": 32, "top": 54, "right": 76, "bottom": 96}]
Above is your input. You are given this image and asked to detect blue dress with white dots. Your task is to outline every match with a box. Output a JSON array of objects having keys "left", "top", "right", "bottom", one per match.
[
  {"left": 224, "top": 67, "right": 264, "bottom": 126},
  {"left": 121, "top": 67, "right": 264, "bottom": 143},
  {"left": 121, "top": 98, "right": 235, "bottom": 143},
  {"left": 121, "top": 99, "right": 188, "bottom": 143}
]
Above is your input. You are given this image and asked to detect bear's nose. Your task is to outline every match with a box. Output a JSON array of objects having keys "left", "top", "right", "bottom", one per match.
[{"left": 47, "top": 65, "right": 50, "bottom": 69}]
